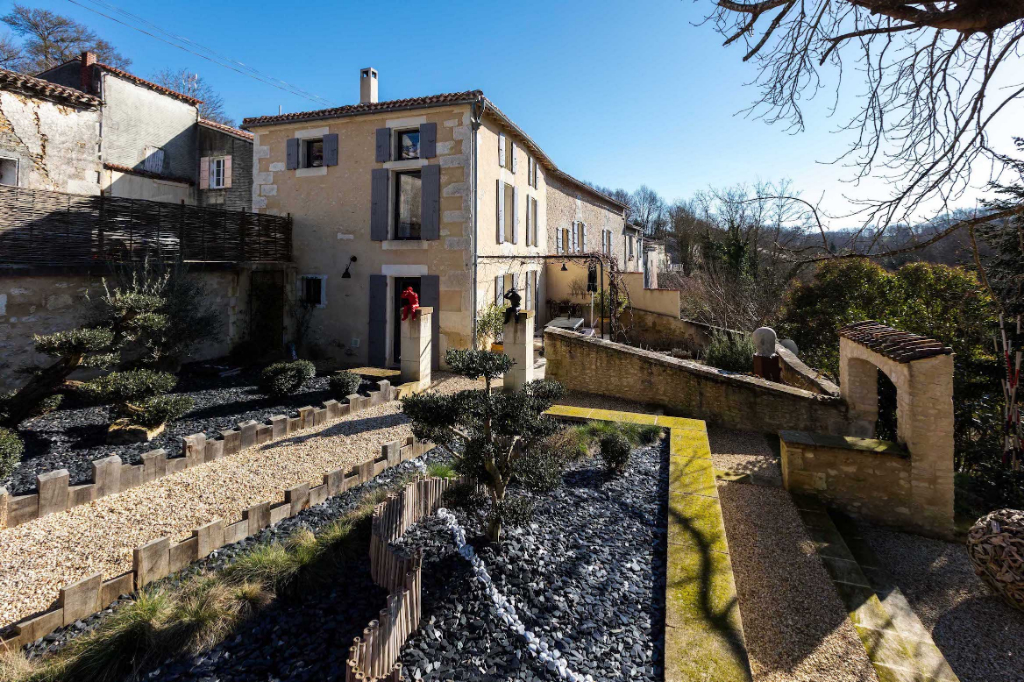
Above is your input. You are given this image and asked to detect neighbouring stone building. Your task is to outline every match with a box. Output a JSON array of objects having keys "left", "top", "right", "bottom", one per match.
[
  {"left": 243, "top": 68, "right": 650, "bottom": 370},
  {"left": 36, "top": 51, "right": 252, "bottom": 206}
]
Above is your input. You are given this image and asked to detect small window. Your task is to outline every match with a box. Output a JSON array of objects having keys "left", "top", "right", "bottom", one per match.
[
  {"left": 210, "top": 157, "right": 226, "bottom": 189},
  {"left": 397, "top": 130, "right": 420, "bottom": 160},
  {"left": 303, "top": 139, "right": 324, "bottom": 168},
  {"left": 300, "top": 275, "right": 326, "bottom": 307},
  {"left": 0, "top": 158, "right": 17, "bottom": 186},
  {"left": 502, "top": 182, "right": 514, "bottom": 242},
  {"left": 395, "top": 170, "right": 422, "bottom": 239}
]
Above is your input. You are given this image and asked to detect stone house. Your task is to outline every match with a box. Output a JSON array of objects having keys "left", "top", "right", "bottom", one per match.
[
  {"left": 243, "top": 68, "right": 646, "bottom": 369},
  {"left": 36, "top": 51, "right": 252, "bottom": 206}
]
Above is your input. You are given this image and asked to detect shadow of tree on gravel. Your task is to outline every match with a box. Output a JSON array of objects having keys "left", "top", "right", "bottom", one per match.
[{"left": 259, "top": 412, "right": 411, "bottom": 451}]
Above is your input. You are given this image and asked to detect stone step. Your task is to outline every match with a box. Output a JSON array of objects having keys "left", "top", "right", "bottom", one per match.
[{"left": 791, "top": 495, "right": 959, "bottom": 682}]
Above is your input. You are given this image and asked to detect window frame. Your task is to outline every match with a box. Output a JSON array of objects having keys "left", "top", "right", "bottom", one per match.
[
  {"left": 209, "top": 157, "right": 226, "bottom": 189},
  {"left": 0, "top": 156, "right": 18, "bottom": 187},
  {"left": 299, "top": 274, "right": 327, "bottom": 308},
  {"left": 395, "top": 128, "right": 421, "bottom": 160},
  {"left": 302, "top": 138, "right": 325, "bottom": 168},
  {"left": 394, "top": 169, "right": 424, "bottom": 240}
]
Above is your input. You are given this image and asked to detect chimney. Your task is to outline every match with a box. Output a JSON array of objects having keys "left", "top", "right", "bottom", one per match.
[
  {"left": 80, "top": 51, "right": 96, "bottom": 95},
  {"left": 360, "top": 68, "right": 378, "bottom": 104}
]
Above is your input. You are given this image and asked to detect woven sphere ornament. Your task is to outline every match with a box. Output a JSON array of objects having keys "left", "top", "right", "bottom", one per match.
[{"left": 966, "top": 508, "right": 1024, "bottom": 611}]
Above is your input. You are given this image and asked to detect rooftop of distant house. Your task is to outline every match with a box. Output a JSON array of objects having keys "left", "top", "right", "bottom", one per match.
[
  {"left": 242, "top": 86, "right": 626, "bottom": 212},
  {"left": 0, "top": 66, "right": 102, "bottom": 108},
  {"left": 199, "top": 118, "right": 254, "bottom": 141},
  {"left": 36, "top": 54, "right": 203, "bottom": 106}
]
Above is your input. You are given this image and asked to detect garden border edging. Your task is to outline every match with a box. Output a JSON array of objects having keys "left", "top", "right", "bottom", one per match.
[{"left": 0, "top": 381, "right": 398, "bottom": 529}]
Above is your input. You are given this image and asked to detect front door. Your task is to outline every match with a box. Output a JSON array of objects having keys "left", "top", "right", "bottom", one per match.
[{"left": 392, "top": 276, "right": 421, "bottom": 364}]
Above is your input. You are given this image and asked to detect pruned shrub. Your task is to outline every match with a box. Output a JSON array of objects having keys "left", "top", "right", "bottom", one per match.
[
  {"left": 133, "top": 395, "right": 194, "bottom": 428},
  {"left": 489, "top": 495, "right": 534, "bottom": 529},
  {"left": 82, "top": 370, "right": 192, "bottom": 428},
  {"left": 599, "top": 432, "right": 631, "bottom": 475},
  {"left": 0, "top": 426, "right": 24, "bottom": 480},
  {"left": 30, "top": 393, "right": 63, "bottom": 418},
  {"left": 442, "top": 480, "right": 487, "bottom": 513},
  {"left": 329, "top": 370, "right": 362, "bottom": 398},
  {"left": 259, "top": 360, "right": 315, "bottom": 398},
  {"left": 701, "top": 330, "right": 755, "bottom": 373},
  {"left": 512, "top": 448, "right": 566, "bottom": 492}
]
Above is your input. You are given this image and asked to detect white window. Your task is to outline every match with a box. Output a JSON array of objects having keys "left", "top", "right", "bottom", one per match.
[
  {"left": 210, "top": 157, "right": 226, "bottom": 189},
  {"left": 0, "top": 157, "right": 17, "bottom": 186},
  {"left": 299, "top": 275, "right": 327, "bottom": 307}
]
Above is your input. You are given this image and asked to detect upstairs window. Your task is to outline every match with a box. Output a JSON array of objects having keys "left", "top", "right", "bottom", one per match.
[
  {"left": 303, "top": 138, "right": 324, "bottom": 168},
  {"left": 395, "top": 170, "right": 422, "bottom": 239},
  {"left": 210, "top": 157, "right": 226, "bottom": 189},
  {"left": 397, "top": 130, "right": 420, "bottom": 160}
]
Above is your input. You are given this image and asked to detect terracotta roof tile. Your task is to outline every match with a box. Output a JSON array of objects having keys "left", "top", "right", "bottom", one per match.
[
  {"left": 198, "top": 118, "right": 253, "bottom": 141},
  {"left": 839, "top": 320, "right": 952, "bottom": 363},
  {"left": 0, "top": 67, "right": 102, "bottom": 108}
]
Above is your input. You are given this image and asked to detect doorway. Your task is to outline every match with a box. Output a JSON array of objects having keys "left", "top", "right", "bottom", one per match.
[
  {"left": 392, "top": 276, "right": 421, "bottom": 363},
  {"left": 249, "top": 270, "right": 285, "bottom": 357}
]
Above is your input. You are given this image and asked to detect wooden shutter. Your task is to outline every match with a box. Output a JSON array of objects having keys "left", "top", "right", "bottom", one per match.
[
  {"left": 495, "top": 275, "right": 502, "bottom": 304},
  {"left": 511, "top": 141, "right": 518, "bottom": 173},
  {"left": 525, "top": 194, "right": 532, "bottom": 246},
  {"left": 375, "top": 127, "right": 391, "bottom": 163},
  {"left": 498, "top": 133, "right": 506, "bottom": 168},
  {"left": 368, "top": 275, "right": 387, "bottom": 367},
  {"left": 525, "top": 271, "right": 533, "bottom": 310},
  {"left": 512, "top": 187, "right": 519, "bottom": 244},
  {"left": 496, "top": 180, "right": 505, "bottom": 243},
  {"left": 199, "top": 156, "right": 210, "bottom": 189},
  {"left": 532, "top": 198, "right": 538, "bottom": 246},
  {"left": 571, "top": 222, "right": 577, "bottom": 253},
  {"left": 421, "top": 164, "right": 440, "bottom": 240},
  {"left": 419, "top": 122, "right": 437, "bottom": 158},
  {"left": 286, "top": 139, "right": 299, "bottom": 170},
  {"left": 370, "top": 169, "right": 389, "bottom": 241},
  {"left": 223, "top": 156, "right": 232, "bottom": 188},
  {"left": 323, "top": 133, "right": 339, "bottom": 167},
  {"left": 556, "top": 227, "right": 563, "bottom": 254},
  {"left": 582, "top": 224, "right": 587, "bottom": 252},
  {"left": 420, "top": 275, "right": 440, "bottom": 370}
]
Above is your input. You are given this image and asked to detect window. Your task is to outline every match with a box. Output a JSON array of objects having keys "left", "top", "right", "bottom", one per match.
[
  {"left": 210, "top": 157, "right": 226, "bottom": 189},
  {"left": 397, "top": 130, "right": 420, "bottom": 160},
  {"left": 395, "top": 171, "right": 422, "bottom": 239},
  {"left": 300, "top": 275, "right": 326, "bottom": 307},
  {"left": 500, "top": 182, "right": 514, "bottom": 242},
  {"left": 627, "top": 235, "right": 635, "bottom": 260},
  {"left": 556, "top": 227, "right": 564, "bottom": 254},
  {"left": 0, "top": 157, "right": 17, "bottom": 186},
  {"left": 303, "top": 138, "right": 324, "bottom": 168}
]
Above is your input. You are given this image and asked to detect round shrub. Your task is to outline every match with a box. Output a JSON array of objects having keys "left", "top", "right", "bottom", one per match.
[
  {"left": 489, "top": 495, "right": 534, "bottom": 529},
  {"left": 512, "top": 448, "right": 566, "bottom": 493},
  {"left": 259, "top": 360, "right": 315, "bottom": 398},
  {"left": 599, "top": 432, "right": 631, "bottom": 475},
  {"left": 0, "top": 426, "right": 24, "bottom": 480},
  {"left": 83, "top": 370, "right": 177, "bottom": 406},
  {"left": 133, "top": 395, "right": 194, "bottom": 428},
  {"left": 329, "top": 370, "right": 362, "bottom": 398}
]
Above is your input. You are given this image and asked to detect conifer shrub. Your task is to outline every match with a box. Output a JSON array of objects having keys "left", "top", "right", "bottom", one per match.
[{"left": 259, "top": 360, "right": 316, "bottom": 398}]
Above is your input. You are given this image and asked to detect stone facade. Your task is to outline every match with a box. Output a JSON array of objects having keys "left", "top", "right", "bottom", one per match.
[
  {"left": 197, "top": 121, "right": 253, "bottom": 211},
  {"left": 544, "top": 327, "right": 850, "bottom": 434}
]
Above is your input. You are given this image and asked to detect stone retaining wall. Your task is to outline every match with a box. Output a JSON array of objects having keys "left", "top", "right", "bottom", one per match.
[
  {"left": 0, "top": 429, "right": 435, "bottom": 650},
  {"left": 779, "top": 431, "right": 915, "bottom": 531},
  {"left": 544, "top": 327, "right": 851, "bottom": 434},
  {"left": 0, "top": 382, "right": 397, "bottom": 530}
]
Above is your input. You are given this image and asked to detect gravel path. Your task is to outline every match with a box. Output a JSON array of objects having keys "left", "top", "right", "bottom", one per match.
[
  {"left": 396, "top": 443, "right": 668, "bottom": 681},
  {"left": 859, "top": 524, "right": 1024, "bottom": 682},
  {"left": 0, "top": 375, "right": 478, "bottom": 629},
  {"left": 4, "top": 370, "right": 379, "bottom": 495},
  {"left": 710, "top": 430, "right": 878, "bottom": 682}
]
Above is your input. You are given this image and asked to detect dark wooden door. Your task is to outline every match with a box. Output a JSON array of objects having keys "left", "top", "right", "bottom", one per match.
[{"left": 249, "top": 270, "right": 285, "bottom": 356}]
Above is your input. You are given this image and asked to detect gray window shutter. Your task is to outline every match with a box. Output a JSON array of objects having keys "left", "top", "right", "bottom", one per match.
[
  {"left": 375, "top": 127, "right": 391, "bottom": 163},
  {"left": 421, "top": 164, "right": 440, "bottom": 240},
  {"left": 368, "top": 275, "right": 387, "bottom": 367},
  {"left": 511, "top": 141, "right": 518, "bottom": 173},
  {"left": 498, "top": 133, "right": 506, "bottom": 168},
  {"left": 533, "top": 198, "right": 539, "bottom": 246},
  {"left": 582, "top": 224, "right": 587, "bottom": 252},
  {"left": 512, "top": 187, "right": 519, "bottom": 244},
  {"left": 495, "top": 275, "right": 502, "bottom": 304},
  {"left": 556, "top": 227, "right": 563, "bottom": 254},
  {"left": 370, "top": 169, "right": 389, "bottom": 241},
  {"left": 525, "top": 195, "right": 532, "bottom": 246},
  {"left": 419, "top": 275, "right": 440, "bottom": 370},
  {"left": 496, "top": 180, "right": 504, "bottom": 243},
  {"left": 286, "top": 138, "right": 299, "bottom": 170},
  {"left": 323, "top": 133, "right": 339, "bottom": 167},
  {"left": 419, "top": 122, "right": 437, "bottom": 158}
]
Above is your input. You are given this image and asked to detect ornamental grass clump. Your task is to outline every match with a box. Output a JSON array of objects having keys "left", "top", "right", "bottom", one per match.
[
  {"left": 402, "top": 348, "right": 564, "bottom": 542},
  {"left": 599, "top": 432, "right": 632, "bottom": 476},
  {"left": 329, "top": 370, "right": 362, "bottom": 398},
  {"left": 0, "top": 426, "right": 24, "bottom": 480},
  {"left": 701, "top": 330, "right": 755, "bottom": 373},
  {"left": 259, "top": 360, "right": 316, "bottom": 398}
]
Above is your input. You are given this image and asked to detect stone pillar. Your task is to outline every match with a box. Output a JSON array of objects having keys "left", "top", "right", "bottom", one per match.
[
  {"left": 904, "top": 353, "right": 956, "bottom": 536},
  {"left": 502, "top": 311, "right": 535, "bottom": 392},
  {"left": 401, "top": 306, "right": 432, "bottom": 389}
]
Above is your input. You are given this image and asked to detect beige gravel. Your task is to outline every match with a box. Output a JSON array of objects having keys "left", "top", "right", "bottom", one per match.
[
  {"left": 859, "top": 523, "right": 1024, "bottom": 682},
  {"left": 708, "top": 427, "right": 782, "bottom": 486},
  {"left": 718, "top": 482, "right": 878, "bottom": 682},
  {"left": 0, "top": 374, "right": 478, "bottom": 628}
]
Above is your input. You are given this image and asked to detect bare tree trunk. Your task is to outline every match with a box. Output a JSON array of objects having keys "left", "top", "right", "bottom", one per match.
[{"left": 2, "top": 354, "right": 83, "bottom": 426}]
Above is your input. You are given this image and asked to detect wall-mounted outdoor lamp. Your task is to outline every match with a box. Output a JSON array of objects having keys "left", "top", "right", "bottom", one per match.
[
  {"left": 342, "top": 255, "right": 357, "bottom": 279},
  {"left": 560, "top": 261, "right": 568, "bottom": 272}
]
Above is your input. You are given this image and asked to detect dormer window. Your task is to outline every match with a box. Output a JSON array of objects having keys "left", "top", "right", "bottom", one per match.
[{"left": 397, "top": 130, "right": 420, "bottom": 160}]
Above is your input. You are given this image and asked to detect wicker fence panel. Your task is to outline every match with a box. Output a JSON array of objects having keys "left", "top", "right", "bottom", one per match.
[{"left": 0, "top": 185, "right": 291, "bottom": 265}]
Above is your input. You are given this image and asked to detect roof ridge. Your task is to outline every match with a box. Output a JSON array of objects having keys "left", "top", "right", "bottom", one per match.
[{"left": 0, "top": 66, "right": 102, "bottom": 108}]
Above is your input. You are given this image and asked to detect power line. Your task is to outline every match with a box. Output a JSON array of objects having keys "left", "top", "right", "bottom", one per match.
[{"left": 65, "top": 0, "right": 335, "bottom": 107}]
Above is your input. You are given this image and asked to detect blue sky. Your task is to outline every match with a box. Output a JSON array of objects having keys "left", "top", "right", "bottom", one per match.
[{"left": 6, "top": 0, "right": 1022, "bottom": 220}]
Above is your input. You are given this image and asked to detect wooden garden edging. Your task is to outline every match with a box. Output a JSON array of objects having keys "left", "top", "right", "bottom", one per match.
[
  {"left": 0, "top": 385, "right": 437, "bottom": 651},
  {"left": 346, "top": 476, "right": 457, "bottom": 682},
  {"left": 0, "top": 383, "right": 396, "bottom": 530}
]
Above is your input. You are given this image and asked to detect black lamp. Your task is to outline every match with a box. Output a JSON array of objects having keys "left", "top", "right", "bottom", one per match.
[
  {"left": 560, "top": 261, "right": 568, "bottom": 272},
  {"left": 342, "top": 255, "right": 357, "bottom": 279}
]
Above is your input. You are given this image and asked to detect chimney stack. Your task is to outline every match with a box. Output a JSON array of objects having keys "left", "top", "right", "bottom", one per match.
[
  {"left": 80, "top": 51, "right": 96, "bottom": 95},
  {"left": 360, "top": 68, "right": 378, "bottom": 104}
]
